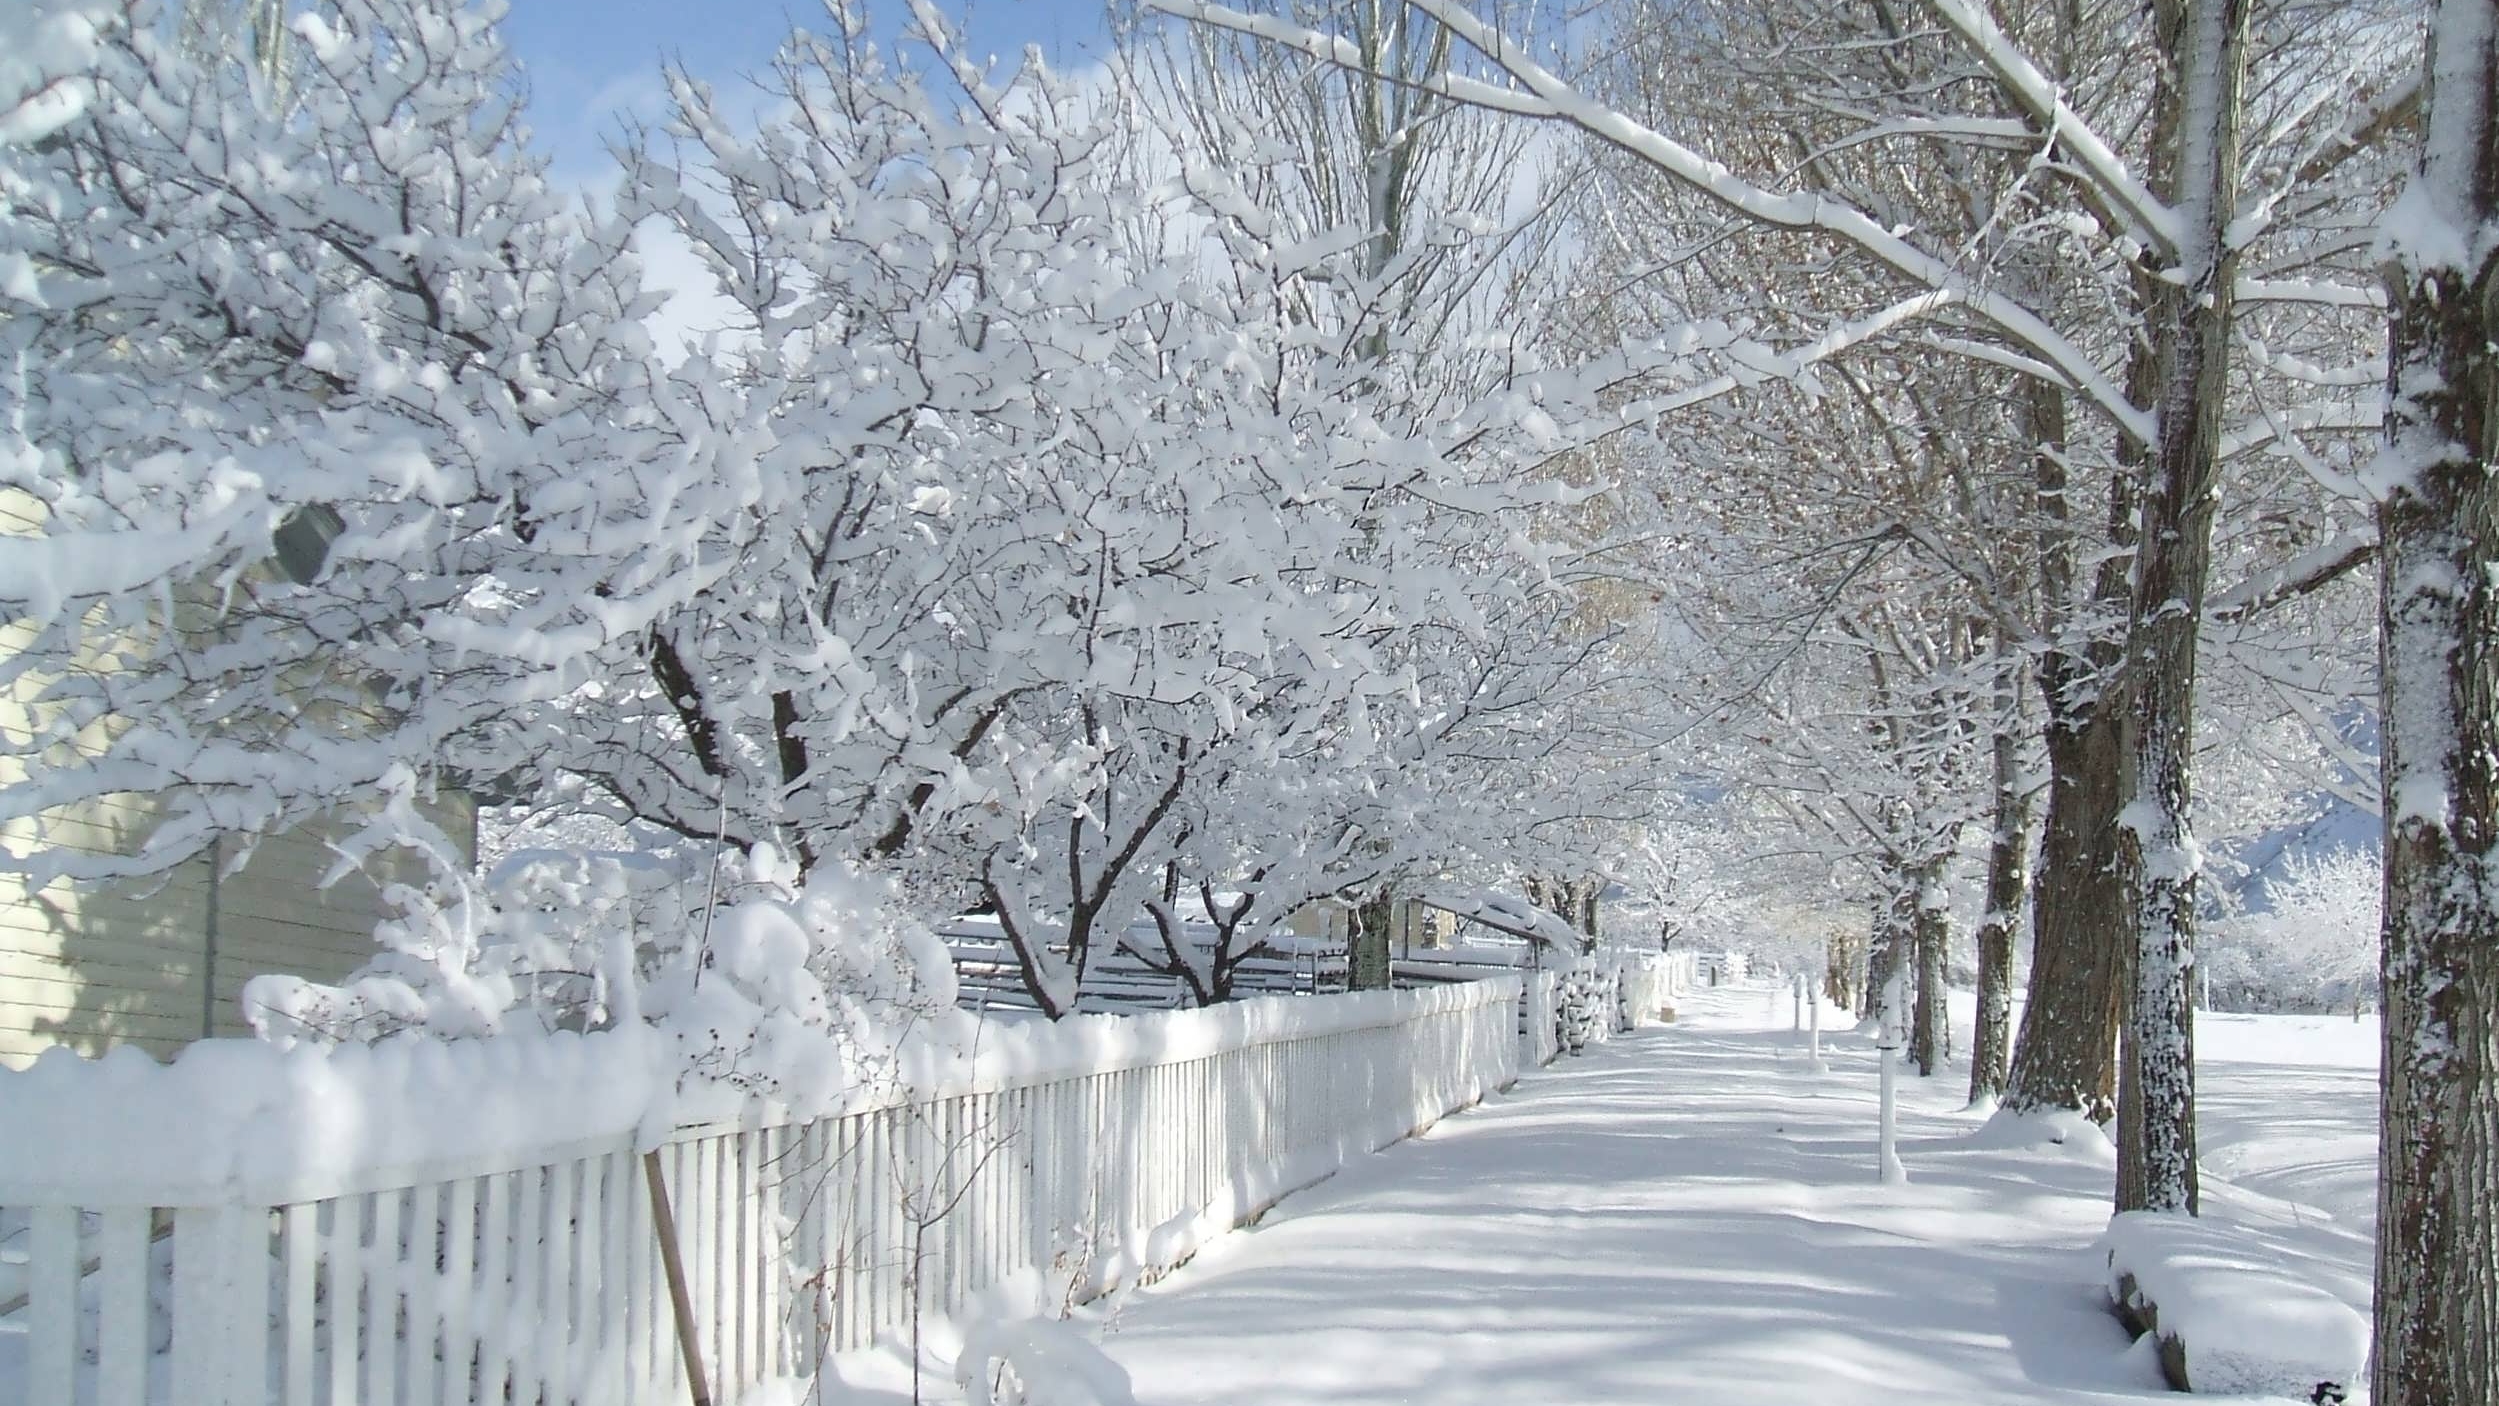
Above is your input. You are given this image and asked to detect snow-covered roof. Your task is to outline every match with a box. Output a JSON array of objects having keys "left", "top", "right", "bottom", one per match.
[{"left": 1411, "top": 889, "right": 1583, "bottom": 951}]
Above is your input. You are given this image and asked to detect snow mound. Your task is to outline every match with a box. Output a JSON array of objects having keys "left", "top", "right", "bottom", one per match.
[
  {"left": 1964, "top": 1105, "right": 2118, "bottom": 1164},
  {"left": 956, "top": 1317, "right": 1137, "bottom": 1406},
  {"left": 2102, "top": 1210, "right": 2366, "bottom": 1399}
]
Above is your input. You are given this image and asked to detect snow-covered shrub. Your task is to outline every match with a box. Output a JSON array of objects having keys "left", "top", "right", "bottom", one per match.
[
  {"left": 654, "top": 851, "right": 960, "bottom": 1103},
  {"left": 1556, "top": 962, "right": 1613, "bottom": 1054},
  {"left": 2203, "top": 849, "right": 2379, "bottom": 1013},
  {"left": 243, "top": 845, "right": 959, "bottom": 1103},
  {"left": 955, "top": 1317, "right": 1138, "bottom": 1406}
]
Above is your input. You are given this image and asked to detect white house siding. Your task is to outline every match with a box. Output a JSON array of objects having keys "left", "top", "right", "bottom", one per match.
[
  {"left": 0, "top": 489, "right": 476, "bottom": 1067},
  {"left": 1286, "top": 898, "right": 1454, "bottom": 949},
  {"left": 0, "top": 784, "right": 478, "bottom": 1069}
]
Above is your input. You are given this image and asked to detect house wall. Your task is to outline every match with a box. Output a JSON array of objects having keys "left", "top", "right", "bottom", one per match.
[
  {"left": 1284, "top": 897, "right": 1454, "bottom": 948},
  {"left": 0, "top": 796, "right": 476, "bottom": 1068},
  {"left": 0, "top": 489, "right": 476, "bottom": 1068}
]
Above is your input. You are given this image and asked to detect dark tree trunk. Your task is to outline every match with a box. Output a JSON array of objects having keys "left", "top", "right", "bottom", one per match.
[
  {"left": 1910, "top": 856, "right": 1950, "bottom": 1077},
  {"left": 2371, "top": 6, "right": 2499, "bottom": 1398},
  {"left": 2112, "top": 0, "right": 2249, "bottom": 1216},
  {"left": 1970, "top": 656, "right": 2035, "bottom": 1106},
  {"left": 2000, "top": 367, "right": 2128, "bottom": 1123},
  {"left": 2001, "top": 682, "right": 2126, "bottom": 1120},
  {"left": 1349, "top": 890, "right": 1395, "bottom": 991},
  {"left": 1825, "top": 929, "right": 1861, "bottom": 1012}
]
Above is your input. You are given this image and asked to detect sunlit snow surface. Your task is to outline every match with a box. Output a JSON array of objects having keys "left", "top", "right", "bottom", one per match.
[
  {"left": 2198, "top": 1011, "right": 2380, "bottom": 1232},
  {"left": 1094, "top": 987, "right": 2380, "bottom": 1406}
]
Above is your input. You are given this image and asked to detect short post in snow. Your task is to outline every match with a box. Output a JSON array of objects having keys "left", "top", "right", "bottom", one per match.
[
  {"left": 1874, "top": 969, "right": 1909, "bottom": 1185},
  {"left": 1792, "top": 972, "right": 1805, "bottom": 1031},
  {"left": 1806, "top": 973, "right": 1826, "bottom": 1073}
]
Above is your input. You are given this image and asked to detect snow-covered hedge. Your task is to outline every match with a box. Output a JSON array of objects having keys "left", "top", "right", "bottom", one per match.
[
  {"left": 1557, "top": 963, "right": 1613, "bottom": 1053},
  {"left": 2102, "top": 1211, "right": 2366, "bottom": 1399}
]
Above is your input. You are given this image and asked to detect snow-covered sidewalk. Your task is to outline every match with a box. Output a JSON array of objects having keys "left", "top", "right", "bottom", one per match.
[{"left": 1092, "top": 986, "right": 2373, "bottom": 1406}]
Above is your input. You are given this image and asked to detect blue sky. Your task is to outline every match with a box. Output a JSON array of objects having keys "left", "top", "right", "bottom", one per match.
[{"left": 497, "top": 0, "right": 1120, "bottom": 175}]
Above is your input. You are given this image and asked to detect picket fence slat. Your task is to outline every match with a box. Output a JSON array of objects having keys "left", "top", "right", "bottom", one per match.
[
  {"left": 372, "top": 1189, "right": 403, "bottom": 1406},
  {"left": 29, "top": 1206, "right": 77, "bottom": 1403},
  {"left": 440, "top": 1177, "right": 476, "bottom": 1406},
  {"left": 96, "top": 1208, "right": 149, "bottom": 1406},
  {"left": 477, "top": 1173, "right": 512, "bottom": 1404},
  {"left": 406, "top": 1184, "right": 438, "bottom": 1406},
  {"left": 283, "top": 1204, "right": 317, "bottom": 1406},
  {"left": 328, "top": 1199, "right": 360, "bottom": 1406}
]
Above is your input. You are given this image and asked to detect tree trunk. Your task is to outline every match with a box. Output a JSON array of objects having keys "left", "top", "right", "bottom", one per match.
[
  {"left": 2001, "top": 681, "right": 2126, "bottom": 1120},
  {"left": 1971, "top": 656, "right": 2035, "bottom": 1107},
  {"left": 2371, "top": 5, "right": 2499, "bottom": 1398},
  {"left": 1349, "top": 890, "right": 1395, "bottom": 991},
  {"left": 2111, "top": 0, "right": 2249, "bottom": 1217},
  {"left": 1910, "top": 859, "right": 1950, "bottom": 1077},
  {"left": 1863, "top": 869, "right": 1912, "bottom": 1021},
  {"left": 2000, "top": 371, "right": 2128, "bottom": 1123}
]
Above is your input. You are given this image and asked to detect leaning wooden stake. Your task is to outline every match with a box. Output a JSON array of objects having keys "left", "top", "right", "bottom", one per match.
[{"left": 644, "top": 1150, "right": 715, "bottom": 1406}]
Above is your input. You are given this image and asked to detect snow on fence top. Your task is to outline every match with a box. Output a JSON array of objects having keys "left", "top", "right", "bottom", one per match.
[{"left": 0, "top": 979, "right": 1512, "bottom": 1207}]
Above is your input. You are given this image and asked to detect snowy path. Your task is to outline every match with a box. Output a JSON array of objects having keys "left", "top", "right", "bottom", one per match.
[{"left": 1094, "top": 987, "right": 2372, "bottom": 1406}]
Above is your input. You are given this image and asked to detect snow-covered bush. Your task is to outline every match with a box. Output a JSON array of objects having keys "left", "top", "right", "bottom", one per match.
[
  {"left": 956, "top": 1317, "right": 1138, "bottom": 1406},
  {"left": 2203, "top": 849, "right": 2379, "bottom": 1013},
  {"left": 1556, "top": 962, "right": 1613, "bottom": 1054},
  {"left": 244, "top": 845, "right": 959, "bottom": 1102},
  {"left": 1, "top": 0, "right": 665, "bottom": 893}
]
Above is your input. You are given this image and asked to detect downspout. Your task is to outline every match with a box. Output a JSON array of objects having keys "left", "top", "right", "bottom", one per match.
[{"left": 201, "top": 836, "right": 222, "bottom": 1039}]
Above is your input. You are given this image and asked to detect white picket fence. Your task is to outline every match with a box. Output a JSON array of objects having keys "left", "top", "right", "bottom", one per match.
[
  {"left": 1616, "top": 951, "right": 1690, "bottom": 1028},
  {"left": 0, "top": 977, "right": 1521, "bottom": 1406}
]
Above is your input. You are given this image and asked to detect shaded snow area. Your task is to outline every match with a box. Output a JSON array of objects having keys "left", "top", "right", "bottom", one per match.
[{"left": 1090, "top": 986, "right": 2379, "bottom": 1406}]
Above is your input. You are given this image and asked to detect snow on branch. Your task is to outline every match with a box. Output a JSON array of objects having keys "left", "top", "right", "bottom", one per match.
[
  {"left": 1412, "top": 887, "right": 1584, "bottom": 952},
  {"left": 1146, "top": 0, "right": 2152, "bottom": 443},
  {"left": 1921, "top": 0, "right": 2184, "bottom": 259},
  {"left": 2205, "top": 527, "right": 2379, "bottom": 622}
]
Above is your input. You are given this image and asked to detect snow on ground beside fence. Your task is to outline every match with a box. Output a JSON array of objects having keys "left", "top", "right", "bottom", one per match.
[{"left": 1091, "top": 983, "right": 2383, "bottom": 1406}]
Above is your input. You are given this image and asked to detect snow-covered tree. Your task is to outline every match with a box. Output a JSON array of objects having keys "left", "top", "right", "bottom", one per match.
[
  {"left": 2369, "top": 1, "right": 2499, "bottom": 1395},
  {"left": 2204, "top": 848, "right": 2379, "bottom": 1012},
  {"left": 0, "top": 0, "right": 671, "bottom": 990},
  {"left": 1157, "top": 0, "right": 2416, "bottom": 1216}
]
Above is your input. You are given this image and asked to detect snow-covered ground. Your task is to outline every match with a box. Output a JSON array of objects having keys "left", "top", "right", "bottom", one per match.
[
  {"left": 1, "top": 985, "right": 2386, "bottom": 1406},
  {"left": 1086, "top": 985, "right": 2381, "bottom": 1406},
  {"left": 2199, "top": 1011, "right": 2379, "bottom": 1232}
]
